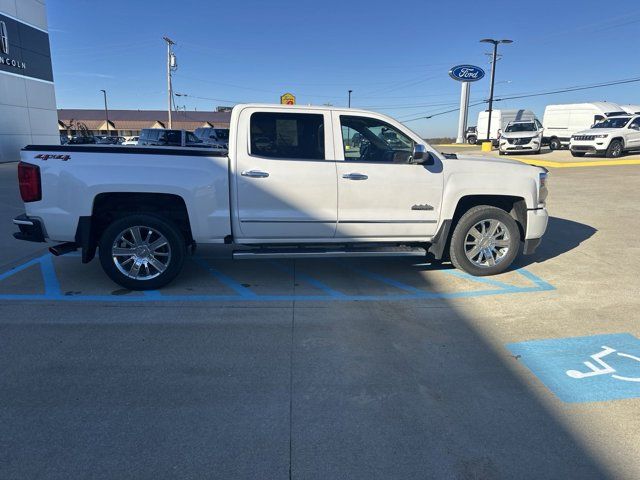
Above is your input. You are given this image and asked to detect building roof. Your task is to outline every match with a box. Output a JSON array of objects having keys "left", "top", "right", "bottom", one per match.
[{"left": 58, "top": 109, "right": 231, "bottom": 131}]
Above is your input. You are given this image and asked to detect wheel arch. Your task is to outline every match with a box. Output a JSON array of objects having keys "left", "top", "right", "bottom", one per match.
[
  {"left": 451, "top": 195, "right": 527, "bottom": 238},
  {"left": 431, "top": 194, "right": 526, "bottom": 260},
  {"left": 77, "top": 192, "right": 194, "bottom": 264}
]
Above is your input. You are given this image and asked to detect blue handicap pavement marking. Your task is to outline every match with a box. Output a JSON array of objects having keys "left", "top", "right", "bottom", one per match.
[
  {"left": 507, "top": 333, "right": 640, "bottom": 403},
  {"left": 0, "top": 253, "right": 554, "bottom": 302}
]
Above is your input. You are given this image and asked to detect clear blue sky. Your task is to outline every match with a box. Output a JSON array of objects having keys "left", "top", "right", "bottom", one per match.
[{"left": 48, "top": 0, "right": 640, "bottom": 137}]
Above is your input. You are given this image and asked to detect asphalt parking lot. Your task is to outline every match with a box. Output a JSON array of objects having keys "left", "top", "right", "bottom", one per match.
[{"left": 1, "top": 157, "right": 639, "bottom": 479}]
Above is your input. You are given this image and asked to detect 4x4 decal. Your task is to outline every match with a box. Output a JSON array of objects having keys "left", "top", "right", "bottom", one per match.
[{"left": 35, "top": 154, "right": 70, "bottom": 161}]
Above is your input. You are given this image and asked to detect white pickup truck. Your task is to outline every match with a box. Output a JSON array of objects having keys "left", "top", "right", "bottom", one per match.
[{"left": 13, "top": 104, "right": 549, "bottom": 290}]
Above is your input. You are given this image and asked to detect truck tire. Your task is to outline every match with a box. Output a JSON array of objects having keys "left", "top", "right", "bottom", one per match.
[
  {"left": 98, "top": 214, "right": 186, "bottom": 290},
  {"left": 449, "top": 205, "right": 520, "bottom": 276},
  {"left": 549, "top": 138, "right": 561, "bottom": 150},
  {"left": 467, "top": 135, "right": 477, "bottom": 144},
  {"left": 605, "top": 139, "right": 624, "bottom": 158},
  {"left": 571, "top": 151, "right": 586, "bottom": 157}
]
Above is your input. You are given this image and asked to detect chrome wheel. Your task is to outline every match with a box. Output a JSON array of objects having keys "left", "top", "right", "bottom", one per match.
[
  {"left": 111, "top": 226, "right": 171, "bottom": 280},
  {"left": 464, "top": 219, "right": 511, "bottom": 268}
]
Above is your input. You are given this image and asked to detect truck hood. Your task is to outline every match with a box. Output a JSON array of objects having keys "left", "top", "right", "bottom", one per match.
[
  {"left": 500, "top": 130, "right": 541, "bottom": 139},
  {"left": 449, "top": 153, "right": 538, "bottom": 169},
  {"left": 574, "top": 128, "right": 623, "bottom": 136}
]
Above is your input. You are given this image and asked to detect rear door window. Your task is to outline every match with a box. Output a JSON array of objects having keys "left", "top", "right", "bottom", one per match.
[{"left": 250, "top": 112, "right": 325, "bottom": 160}]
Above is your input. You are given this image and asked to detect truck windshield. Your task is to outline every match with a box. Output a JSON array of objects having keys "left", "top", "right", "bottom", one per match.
[
  {"left": 505, "top": 123, "right": 536, "bottom": 132},
  {"left": 593, "top": 118, "right": 630, "bottom": 128}
]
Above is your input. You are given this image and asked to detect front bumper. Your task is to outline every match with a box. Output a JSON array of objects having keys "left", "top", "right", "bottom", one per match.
[
  {"left": 570, "top": 140, "right": 607, "bottom": 154},
  {"left": 13, "top": 214, "right": 46, "bottom": 243},
  {"left": 499, "top": 138, "right": 541, "bottom": 152},
  {"left": 523, "top": 207, "right": 548, "bottom": 255}
]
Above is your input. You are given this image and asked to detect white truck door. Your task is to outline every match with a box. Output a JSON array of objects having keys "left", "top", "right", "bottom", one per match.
[
  {"left": 333, "top": 112, "right": 442, "bottom": 240},
  {"left": 234, "top": 108, "right": 337, "bottom": 239}
]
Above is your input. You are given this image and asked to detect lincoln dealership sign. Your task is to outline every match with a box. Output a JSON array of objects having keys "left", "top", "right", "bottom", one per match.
[
  {"left": 0, "top": 14, "right": 53, "bottom": 82},
  {"left": 448, "top": 65, "right": 485, "bottom": 82}
]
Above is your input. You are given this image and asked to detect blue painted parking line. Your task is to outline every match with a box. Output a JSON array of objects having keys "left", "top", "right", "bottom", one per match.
[
  {"left": 268, "top": 260, "right": 347, "bottom": 297},
  {"left": 0, "top": 253, "right": 555, "bottom": 303},
  {"left": 441, "top": 268, "right": 518, "bottom": 290},
  {"left": 334, "top": 261, "right": 426, "bottom": 294},
  {"left": 507, "top": 334, "right": 640, "bottom": 403},
  {"left": 193, "top": 257, "right": 258, "bottom": 298}
]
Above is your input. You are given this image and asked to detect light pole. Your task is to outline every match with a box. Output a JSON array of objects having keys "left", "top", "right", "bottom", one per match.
[
  {"left": 480, "top": 38, "right": 513, "bottom": 142},
  {"left": 348, "top": 89, "right": 352, "bottom": 108},
  {"left": 100, "top": 89, "right": 110, "bottom": 136}
]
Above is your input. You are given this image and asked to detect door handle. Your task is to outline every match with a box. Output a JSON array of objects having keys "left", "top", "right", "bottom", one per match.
[
  {"left": 241, "top": 169, "right": 269, "bottom": 178},
  {"left": 342, "top": 173, "right": 368, "bottom": 180}
]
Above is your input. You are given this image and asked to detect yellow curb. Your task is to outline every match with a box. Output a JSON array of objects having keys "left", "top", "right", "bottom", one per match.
[
  {"left": 495, "top": 156, "right": 640, "bottom": 168},
  {"left": 433, "top": 144, "right": 477, "bottom": 147}
]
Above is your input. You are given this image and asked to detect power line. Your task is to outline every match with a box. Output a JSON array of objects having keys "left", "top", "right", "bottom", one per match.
[
  {"left": 399, "top": 74, "right": 640, "bottom": 123},
  {"left": 400, "top": 101, "right": 487, "bottom": 123},
  {"left": 360, "top": 101, "right": 462, "bottom": 111},
  {"left": 494, "top": 76, "right": 640, "bottom": 102},
  {"left": 174, "top": 92, "right": 243, "bottom": 105}
]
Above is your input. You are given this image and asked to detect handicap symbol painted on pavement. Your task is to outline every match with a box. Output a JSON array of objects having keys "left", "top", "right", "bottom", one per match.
[{"left": 507, "top": 333, "right": 640, "bottom": 402}]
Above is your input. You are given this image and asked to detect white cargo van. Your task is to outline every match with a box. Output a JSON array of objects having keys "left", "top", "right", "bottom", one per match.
[
  {"left": 542, "top": 102, "right": 626, "bottom": 149},
  {"left": 620, "top": 104, "right": 640, "bottom": 115},
  {"left": 476, "top": 109, "right": 537, "bottom": 144}
]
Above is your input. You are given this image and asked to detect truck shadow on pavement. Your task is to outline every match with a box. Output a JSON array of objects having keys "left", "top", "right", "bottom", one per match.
[
  {"left": 0, "top": 254, "right": 612, "bottom": 479},
  {"left": 514, "top": 216, "right": 597, "bottom": 267}
]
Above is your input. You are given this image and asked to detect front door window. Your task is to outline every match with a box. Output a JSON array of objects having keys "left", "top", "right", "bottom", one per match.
[{"left": 340, "top": 115, "right": 414, "bottom": 163}]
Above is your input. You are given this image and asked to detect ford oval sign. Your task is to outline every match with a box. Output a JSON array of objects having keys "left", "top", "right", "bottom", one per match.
[{"left": 449, "top": 65, "right": 485, "bottom": 82}]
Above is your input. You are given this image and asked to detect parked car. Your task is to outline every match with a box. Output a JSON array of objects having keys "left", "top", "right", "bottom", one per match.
[
  {"left": 569, "top": 114, "right": 640, "bottom": 158},
  {"left": 476, "top": 109, "right": 537, "bottom": 145},
  {"left": 542, "top": 102, "right": 626, "bottom": 150},
  {"left": 193, "top": 127, "right": 229, "bottom": 149},
  {"left": 95, "top": 136, "right": 123, "bottom": 145},
  {"left": 68, "top": 135, "right": 96, "bottom": 144},
  {"left": 498, "top": 120, "right": 544, "bottom": 155},
  {"left": 465, "top": 126, "right": 477, "bottom": 144},
  {"left": 13, "top": 103, "right": 549, "bottom": 290},
  {"left": 122, "top": 136, "right": 139, "bottom": 145},
  {"left": 138, "top": 129, "right": 203, "bottom": 147}
]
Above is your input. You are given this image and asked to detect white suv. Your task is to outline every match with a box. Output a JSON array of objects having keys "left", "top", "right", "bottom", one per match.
[
  {"left": 570, "top": 115, "right": 640, "bottom": 158},
  {"left": 498, "top": 120, "right": 543, "bottom": 155}
]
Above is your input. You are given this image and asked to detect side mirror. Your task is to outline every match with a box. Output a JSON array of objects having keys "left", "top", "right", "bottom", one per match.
[{"left": 410, "top": 144, "right": 433, "bottom": 165}]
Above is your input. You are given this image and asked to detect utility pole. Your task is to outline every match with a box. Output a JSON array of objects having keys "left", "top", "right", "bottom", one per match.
[
  {"left": 163, "top": 36, "right": 176, "bottom": 128},
  {"left": 100, "top": 89, "right": 110, "bottom": 135},
  {"left": 480, "top": 38, "right": 513, "bottom": 143},
  {"left": 348, "top": 89, "right": 352, "bottom": 108}
]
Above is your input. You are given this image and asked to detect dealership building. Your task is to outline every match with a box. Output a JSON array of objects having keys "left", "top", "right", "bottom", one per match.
[
  {"left": 0, "top": 0, "right": 58, "bottom": 163},
  {"left": 57, "top": 109, "right": 232, "bottom": 138}
]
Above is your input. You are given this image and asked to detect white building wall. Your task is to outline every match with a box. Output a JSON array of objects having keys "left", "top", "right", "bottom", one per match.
[{"left": 0, "top": 0, "right": 58, "bottom": 163}]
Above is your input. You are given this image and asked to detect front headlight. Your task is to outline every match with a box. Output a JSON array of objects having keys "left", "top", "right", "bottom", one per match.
[
  {"left": 594, "top": 134, "right": 608, "bottom": 138},
  {"left": 539, "top": 171, "right": 549, "bottom": 203}
]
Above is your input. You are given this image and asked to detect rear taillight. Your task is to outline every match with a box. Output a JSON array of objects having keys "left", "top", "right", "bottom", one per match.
[{"left": 18, "top": 162, "right": 41, "bottom": 202}]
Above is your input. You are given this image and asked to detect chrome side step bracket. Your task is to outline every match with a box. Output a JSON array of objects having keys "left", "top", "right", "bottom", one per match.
[{"left": 232, "top": 246, "right": 426, "bottom": 260}]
